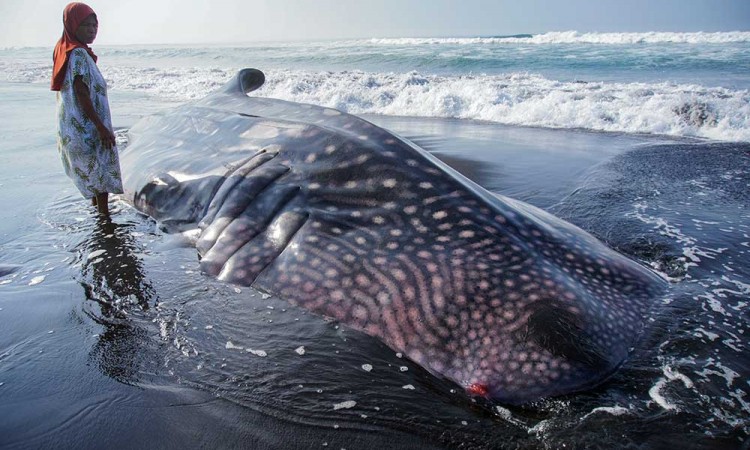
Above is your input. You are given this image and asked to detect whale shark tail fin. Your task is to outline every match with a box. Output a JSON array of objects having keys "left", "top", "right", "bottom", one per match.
[{"left": 223, "top": 68, "right": 266, "bottom": 95}]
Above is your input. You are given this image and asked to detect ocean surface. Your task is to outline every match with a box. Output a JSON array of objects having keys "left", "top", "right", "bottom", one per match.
[
  {"left": 0, "top": 31, "right": 749, "bottom": 449},
  {"left": 3, "top": 31, "right": 750, "bottom": 141}
]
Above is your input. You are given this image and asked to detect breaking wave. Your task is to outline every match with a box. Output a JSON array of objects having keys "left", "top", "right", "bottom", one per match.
[
  {"left": 369, "top": 31, "right": 750, "bottom": 45},
  {"left": 4, "top": 62, "right": 749, "bottom": 142}
]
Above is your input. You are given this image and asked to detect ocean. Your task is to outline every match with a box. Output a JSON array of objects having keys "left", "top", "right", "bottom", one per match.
[
  {"left": 0, "top": 31, "right": 749, "bottom": 449},
  {"left": 4, "top": 31, "right": 750, "bottom": 141}
]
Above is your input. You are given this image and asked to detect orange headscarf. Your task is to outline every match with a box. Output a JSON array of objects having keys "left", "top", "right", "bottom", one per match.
[{"left": 51, "top": 2, "right": 98, "bottom": 91}]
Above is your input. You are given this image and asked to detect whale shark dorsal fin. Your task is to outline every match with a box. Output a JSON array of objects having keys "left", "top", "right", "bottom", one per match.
[{"left": 223, "top": 68, "right": 265, "bottom": 95}]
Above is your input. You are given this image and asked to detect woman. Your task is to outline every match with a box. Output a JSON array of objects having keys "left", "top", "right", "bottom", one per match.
[{"left": 51, "top": 2, "right": 122, "bottom": 217}]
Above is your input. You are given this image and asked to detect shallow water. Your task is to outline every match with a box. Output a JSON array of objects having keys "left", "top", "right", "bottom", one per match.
[{"left": 0, "top": 83, "right": 748, "bottom": 449}]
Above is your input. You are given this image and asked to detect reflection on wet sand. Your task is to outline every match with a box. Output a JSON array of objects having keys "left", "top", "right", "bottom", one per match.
[{"left": 79, "top": 217, "right": 158, "bottom": 384}]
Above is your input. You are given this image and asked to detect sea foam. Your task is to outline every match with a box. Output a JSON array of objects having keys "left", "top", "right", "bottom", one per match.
[
  {"left": 369, "top": 31, "right": 750, "bottom": 46},
  {"left": 6, "top": 63, "right": 748, "bottom": 142},
  {"left": 2, "top": 34, "right": 748, "bottom": 142},
  {"left": 256, "top": 69, "right": 750, "bottom": 142}
]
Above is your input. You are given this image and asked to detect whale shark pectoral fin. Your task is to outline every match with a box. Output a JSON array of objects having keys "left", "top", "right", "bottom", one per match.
[
  {"left": 199, "top": 151, "right": 278, "bottom": 229},
  {"left": 199, "top": 185, "right": 301, "bottom": 276},
  {"left": 522, "top": 302, "right": 613, "bottom": 374},
  {"left": 197, "top": 163, "right": 291, "bottom": 256},
  {"left": 217, "top": 211, "right": 308, "bottom": 286},
  {"left": 222, "top": 68, "right": 265, "bottom": 95}
]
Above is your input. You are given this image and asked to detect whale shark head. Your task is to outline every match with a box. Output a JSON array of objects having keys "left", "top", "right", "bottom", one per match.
[{"left": 122, "top": 69, "right": 666, "bottom": 404}]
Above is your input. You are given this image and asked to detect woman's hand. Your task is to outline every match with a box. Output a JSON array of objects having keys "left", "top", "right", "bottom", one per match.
[
  {"left": 73, "top": 76, "right": 116, "bottom": 149},
  {"left": 97, "top": 124, "right": 116, "bottom": 149}
]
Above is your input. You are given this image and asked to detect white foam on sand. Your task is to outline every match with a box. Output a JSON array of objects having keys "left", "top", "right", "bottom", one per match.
[
  {"left": 246, "top": 348, "right": 267, "bottom": 357},
  {"left": 648, "top": 365, "right": 694, "bottom": 411},
  {"left": 87, "top": 250, "right": 106, "bottom": 260},
  {"left": 627, "top": 199, "right": 733, "bottom": 281},
  {"left": 225, "top": 341, "right": 243, "bottom": 350},
  {"left": 28, "top": 275, "right": 45, "bottom": 286},
  {"left": 333, "top": 400, "right": 356, "bottom": 410},
  {"left": 695, "top": 358, "right": 741, "bottom": 389},
  {"left": 581, "top": 406, "right": 632, "bottom": 421},
  {"left": 494, "top": 406, "right": 528, "bottom": 428},
  {"left": 649, "top": 378, "right": 678, "bottom": 411}
]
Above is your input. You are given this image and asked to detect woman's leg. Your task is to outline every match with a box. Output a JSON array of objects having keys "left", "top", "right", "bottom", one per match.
[{"left": 95, "top": 192, "right": 109, "bottom": 216}]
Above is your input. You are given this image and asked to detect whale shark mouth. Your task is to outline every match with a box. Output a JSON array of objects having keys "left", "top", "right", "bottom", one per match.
[{"left": 195, "top": 150, "right": 306, "bottom": 284}]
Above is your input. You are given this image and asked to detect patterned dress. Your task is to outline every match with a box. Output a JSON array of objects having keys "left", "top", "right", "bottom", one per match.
[{"left": 56, "top": 48, "right": 123, "bottom": 199}]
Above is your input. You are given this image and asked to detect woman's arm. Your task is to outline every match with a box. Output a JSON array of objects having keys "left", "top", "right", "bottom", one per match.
[{"left": 73, "top": 75, "right": 116, "bottom": 149}]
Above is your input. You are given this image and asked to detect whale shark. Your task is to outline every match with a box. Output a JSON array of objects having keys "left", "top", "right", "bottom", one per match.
[{"left": 120, "top": 69, "right": 666, "bottom": 404}]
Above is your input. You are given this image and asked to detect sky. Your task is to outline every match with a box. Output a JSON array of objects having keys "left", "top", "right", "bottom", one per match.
[{"left": 1, "top": 0, "right": 749, "bottom": 47}]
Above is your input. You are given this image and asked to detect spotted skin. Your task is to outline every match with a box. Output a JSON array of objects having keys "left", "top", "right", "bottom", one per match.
[{"left": 121, "top": 69, "right": 666, "bottom": 404}]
